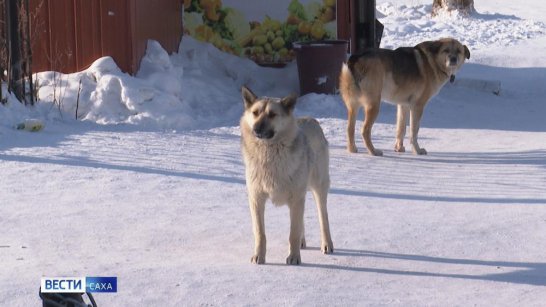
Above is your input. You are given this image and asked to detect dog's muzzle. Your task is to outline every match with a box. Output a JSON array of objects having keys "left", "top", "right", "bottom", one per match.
[
  {"left": 253, "top": 130, "right": 274, "bottom": 139},
  {"left": 253, "top": 122, "right": 274, "bottom": 139}
]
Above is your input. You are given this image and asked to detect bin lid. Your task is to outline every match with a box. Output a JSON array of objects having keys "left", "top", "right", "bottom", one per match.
[{"left": 292, "top": 40, "right": 348, "bottom": 49}]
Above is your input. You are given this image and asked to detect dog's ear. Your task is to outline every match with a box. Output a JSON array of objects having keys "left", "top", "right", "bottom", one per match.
[
  {"left": 463, "top": 45, "right": 470, "bottom": 59},
  {"left": 280, "top": 94, "right": 297, "bottom": 113},
  {"left": 242, "top": 86, "right": 257, "bottom": 110},
  {"left": 418, "top": 40, "right": 443, "bottom": 54}
]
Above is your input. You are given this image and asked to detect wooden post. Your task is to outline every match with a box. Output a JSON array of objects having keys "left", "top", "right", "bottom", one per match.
[
  {"left": 24, "top": 0, "right": 34, "bottom": 105},
  {"left": 6, "top": 0, "right": 25, "bottom": 102}
]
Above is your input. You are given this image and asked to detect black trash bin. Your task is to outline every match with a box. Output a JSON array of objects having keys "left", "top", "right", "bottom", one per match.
[{"left": 292, "top": 40, "right": 348, "bottom": 95}]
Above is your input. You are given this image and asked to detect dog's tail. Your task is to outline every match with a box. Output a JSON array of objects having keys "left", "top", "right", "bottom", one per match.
[{"left": 339, "top": 62, "right": 360, "bottom": 106}]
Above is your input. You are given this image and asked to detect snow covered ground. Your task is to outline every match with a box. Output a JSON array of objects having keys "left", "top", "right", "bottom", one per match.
[{"left": 1, "top": 1, "right": 546, "bottom": 306}]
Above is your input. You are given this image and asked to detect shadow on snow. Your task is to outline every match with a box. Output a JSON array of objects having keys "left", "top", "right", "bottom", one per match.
[{"left": 297, "top": 248, "right": 546, "bottom": 287}]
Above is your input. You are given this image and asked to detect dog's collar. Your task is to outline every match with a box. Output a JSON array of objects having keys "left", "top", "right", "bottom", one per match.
[
  {"left": 448, "top": 66, "right": 457, "bottom": 83},
  {"left": 443, "top": 67, "right": 456, "bottom": 83}
]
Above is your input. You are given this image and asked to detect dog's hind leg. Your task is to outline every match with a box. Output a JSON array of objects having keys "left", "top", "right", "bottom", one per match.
[
  {"left": 249, "top": 193, "right": 267, "bottom": 264},
  {"left": 410, "top": 104, "right": 427, "bottom": 155},
  {"left": 346, "top": 105, "right": 358, "bottom": 153},
  {"left": 340, "top": 63, "right": 359, "bottom": 153},
  {"left": 362, "top": 99, "right": 383, "bottom": 156},
  {"left": 311, "top": 186, "right": 334, "bottom": 254},
  {"left": 286, "top": 197, "right": 305, "bottom": 265},
  {"left": 395, "top": 105, "right": 409, "bottom": 152}
]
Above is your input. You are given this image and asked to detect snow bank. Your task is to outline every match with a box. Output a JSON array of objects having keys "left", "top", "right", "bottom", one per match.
[{"left": 0, "top": 37, "right": 300, "bottom": 132}]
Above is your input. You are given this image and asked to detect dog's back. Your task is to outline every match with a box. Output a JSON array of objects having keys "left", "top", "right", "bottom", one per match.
[{"left": 340, "top": 47, "right": 425, "bottom": 105}]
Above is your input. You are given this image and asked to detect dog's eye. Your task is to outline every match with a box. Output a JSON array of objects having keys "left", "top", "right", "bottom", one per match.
[
  {"left": 268, "top": 112, "right": 276, "bottom": 119},
  {"left": 443, "top": 50, "right": 450, "bottom": 54},
  {"left": 252, "top": 110, "right": 259, "bottom": 117}
]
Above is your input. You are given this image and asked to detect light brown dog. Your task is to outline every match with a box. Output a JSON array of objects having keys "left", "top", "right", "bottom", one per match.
[
  {"left": 240, "top": 86, "right": 333, "bottom": 265},
  {"left": 339, "top": 38, "right": 470, "bottom": 156}
]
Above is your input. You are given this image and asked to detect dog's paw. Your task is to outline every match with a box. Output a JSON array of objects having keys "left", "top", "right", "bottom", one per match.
[
  {"left": 347, "top": 145, "right": 358, "bottom": 153},
  {"left": 321, "top": 242, "right": 334, "bottom": 254},
  {"left": 251, "top": 254, "right": 265, "bottom": 264},
  {"left": 394, "top": 145, "right": 405, "bottom": 153},
  {"left": 414, "top": 148, "right": 427, "bottom": 155},
  {"left": 369, "top": 149, "right": 383, "bottom": 156},
  {"left": 286, "top": 253, "right": 301, "bottom": 265}
]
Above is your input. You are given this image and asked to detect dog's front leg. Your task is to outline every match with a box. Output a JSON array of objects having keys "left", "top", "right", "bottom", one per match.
[
  {"left": 311, "top": 187, "right": 334, "bottom": 254},
  {"left": 286, "top": 197, "right": 305, "bottom": 265},
  {"left": 409, "top": 105, "right": 427, "bottom": 155},
  {"left": 249, "top": 193, "right": 267, "bottom": 264},
  {"left": 395, "top": 105, "right": 409, "bottom": 152}
]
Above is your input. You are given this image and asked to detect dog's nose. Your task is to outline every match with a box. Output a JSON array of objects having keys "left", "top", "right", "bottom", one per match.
[
  {"left": 449, "top": 57, "right": 458, "bottom": 66},
  {"left": 253, "top": 123, "right": 274, "bottom": 139},
  {"left": 253, "top": 129, "right": 274, "bottom": 139}
]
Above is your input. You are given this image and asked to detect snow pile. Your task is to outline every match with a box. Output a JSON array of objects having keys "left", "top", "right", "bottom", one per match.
[
  {"left": 377, "top": 2, "right": 545, "bottom": 51},
  {"left": 34, "top": 42, "right": 194, "bottom": 130},
  {"left": 19, "top": 38, "right": 298, "bottom": 131}
]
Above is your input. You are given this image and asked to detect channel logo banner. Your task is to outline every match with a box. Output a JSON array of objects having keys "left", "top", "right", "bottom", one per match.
[
  {"left": 41, "top": 277, "right": 86, "bottom": 293},
  {"left": 86, "top": 277, "right": 117, "bottom": 293},
  {"left": 41, "top": 277, "right": 117, "bottom": 293}
]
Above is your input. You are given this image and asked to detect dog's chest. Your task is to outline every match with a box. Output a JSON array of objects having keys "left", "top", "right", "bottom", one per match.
[{"left": 244, "top": 141, "right": 310, "bottom": 204}]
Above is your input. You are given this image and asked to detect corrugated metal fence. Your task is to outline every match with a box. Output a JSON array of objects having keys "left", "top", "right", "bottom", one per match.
[{"left": 25, "top": 0, "right": 182, "bottom": 74}]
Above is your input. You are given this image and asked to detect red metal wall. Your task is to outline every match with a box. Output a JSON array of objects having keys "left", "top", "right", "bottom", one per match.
[
  {"left": 29, "top": 0, "right": 182, "bottom": 74},
  {"left": 74, "top": 0, "right": 103, "bottom": 71},
  {"left": 100, "top": 0, "right": 132, "bottom": 73},
  {"left": 131, "top": 0, "right": 183, "bottom": 74},
  {"left": 337, "top": 0, "right": 351, "bottom": 44}
]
